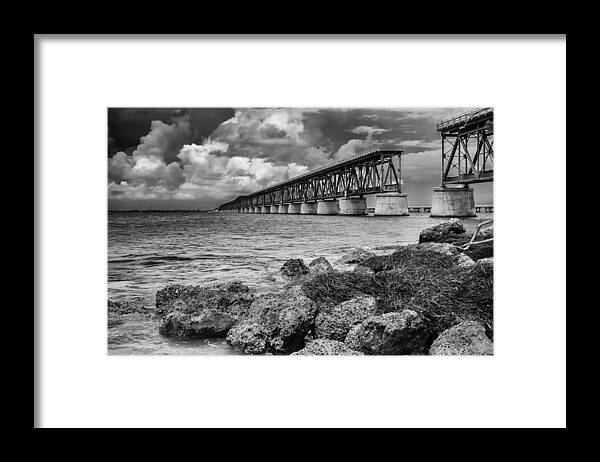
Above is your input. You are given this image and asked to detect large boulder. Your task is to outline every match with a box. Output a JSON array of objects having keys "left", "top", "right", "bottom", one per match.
[
  {"left": 419, "top": 219, "right": 467, "bottom": 244},
  {"left": 463, "top": 239, "right": 494, "bottom": 261},
  {"left": 338, "top": 247, "right": 376, "bottom": 265},
  {"left": 292, "top": 339, "right": 364, "bottom": 356},
  {"left": 428, "top": 321, "right": 493, "bottom": 355},
  {"left": 308, "top": 257, "right": 334, "bottom": 274},
  {"left": 314, "top": 295, "right": 377, "bottom": 341},
  {"left": 108, "top": 297, "right": 150, "bottom": 315},
  {"left": 344, "top": 310, "right": 431, "bottom": 355},
  {"left": 415, "top": 242, "right": 474, "bottom": 268},
  {"left": 226, "top": 286, "right": 319, "bottom": 354},
  {"left": 155, "top": 281, "right": 253, "bottom": 317},
  {"left": 280, "top": 259, "right": 310, "bottom": 279},
  {"left": 156, "top": 281, "right": 254, "bottom": 338},
  {"left": 158, "top": 309, "right": 237, "bottom": 338}
]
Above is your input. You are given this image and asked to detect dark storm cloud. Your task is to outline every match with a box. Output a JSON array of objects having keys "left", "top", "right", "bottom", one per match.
[{"left": 107, "top": 108, "right": 235, "bottom": 156}]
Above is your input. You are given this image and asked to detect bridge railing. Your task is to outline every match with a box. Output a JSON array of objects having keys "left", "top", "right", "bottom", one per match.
[
  {"left": 262, "top": 148, "right": 400, "bottom": 193},
  {"left": 436, "top": 107, "right": 492, "bottom": 132}
]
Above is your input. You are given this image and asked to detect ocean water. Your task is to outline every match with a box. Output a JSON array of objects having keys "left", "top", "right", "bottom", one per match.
[{"left": 108, "top": 211, "right": 493, "bottom": 355}]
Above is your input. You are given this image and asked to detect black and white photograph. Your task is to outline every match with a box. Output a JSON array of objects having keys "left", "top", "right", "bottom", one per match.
[{"left": 108, "top": 107, "right": 494, "bottom": 355}]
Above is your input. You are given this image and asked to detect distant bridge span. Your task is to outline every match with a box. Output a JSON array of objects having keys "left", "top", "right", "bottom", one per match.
[{"left": 218, "top": 149, "right": 409, "bottom": 215}]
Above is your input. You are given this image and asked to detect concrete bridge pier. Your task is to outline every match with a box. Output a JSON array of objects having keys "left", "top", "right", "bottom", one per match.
[
  {"left": 317, "top": 199, "right": 339, "bottom": 215},
  {"left": 339, "top": 197, "right": 367, "bottom": 215},
  {"left": 300, "top": 201, "right": 318, "bottom": 214},
  {"left": 253, "top": 206, "right": 260, "bottom": 214},
  {"left": 269, "top": 204, "right": 278, "bottom": 213},
  {"left": 374, "top": 193, "right": 409, "bottom": 216},
  {"left": 278, "top": 204, "right": 289, "bottom": 214},
  {"left": 430, "top": 186, "right": 476, "bottom": 217},
  {"left": 287, "top": 203, "right": 301, "bottom": 214},
  {"left": 261, "top": 206, "right": 270, "bottom": 214}
]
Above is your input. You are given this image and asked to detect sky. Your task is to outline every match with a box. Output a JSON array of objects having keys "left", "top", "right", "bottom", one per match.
[{"left": 108, "top": 108, "right": 493, "bottom": 210}]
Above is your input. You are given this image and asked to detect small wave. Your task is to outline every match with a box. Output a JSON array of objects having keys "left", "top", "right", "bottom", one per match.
[
  {"left": 109, "top": 258, "right": 138, "bottom": 264},
  {"left": 118, "top": 255, "right": 195, "bottom": 267},
  {"left": 153, "top": 256, "right": 193, "bottom": 261}
]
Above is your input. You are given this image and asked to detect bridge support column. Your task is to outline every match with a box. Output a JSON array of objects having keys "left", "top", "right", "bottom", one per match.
[
  {"left": 339, "top": 197, "right": 367, "bottom": 215},
  {"left": 278, "top": 204, "right": 289, "bottom": 214},
  {"left": 374, "top": 193, "right": 409, "bottom": 216},
  {"left": 317, "top": 199, "right": 339, "bottom": 215},
  {"left": 270, "top": 204, "right": 279, "bottom": 213},
  {"left": 261, "top": 206, "right": 270, "bottom": 214},
  {"left": 253, "top": 206, "right": 260, "bottom": 214},
  {"left": 300, "top": 201, "right": 317, "bottom": 214},
  {"left": 287, "top": 203, "right": 301, "bottom": 214},
  {"left": 430, "top": 186, "right": 476, "bottom": 217}
]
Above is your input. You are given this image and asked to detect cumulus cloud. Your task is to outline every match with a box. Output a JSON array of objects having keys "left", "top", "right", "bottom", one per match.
[
  {"left": 107, "top": 117, "right": 195, "bottom": 199},
  {"left": 210, "top": 108, "right": 331, "bottom": 168},
  {"left": 135, "top": 116, "right": 193, "bottom": 163},
  {"left": 108, "top": 128, "right": 311, "bottom": 201},
  {"left": 400, "top": 139, "right": 440, "bottom": 149},
  {"left": 350, "top": 126, "right": 391, "bottom": 139},
  {"left": 333, "top": 139, "right": 373, "bottom": 160}
]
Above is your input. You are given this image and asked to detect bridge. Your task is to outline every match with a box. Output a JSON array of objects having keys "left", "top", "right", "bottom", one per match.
[
  {"left": 431, "top": 107, "right": 494, "bottom": 217},
  {"left": 218, "top": 149, "right": 410, "bottom": 215},
  {"left": 219, "top": 108, "right": 494, "bottom": 217}
]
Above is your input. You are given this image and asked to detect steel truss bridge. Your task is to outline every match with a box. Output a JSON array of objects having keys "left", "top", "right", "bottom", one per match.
[
  {"left": 437, "top": 107, "right": 494, "bottom": 185},
  {"left": 219, "top": 149, "right": 403, "bottom": 211}
]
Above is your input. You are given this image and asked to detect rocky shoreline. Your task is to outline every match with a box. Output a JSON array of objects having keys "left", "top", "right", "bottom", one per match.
[{"left": 108, "top": 219, "right": 494, "bottom": 355}]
